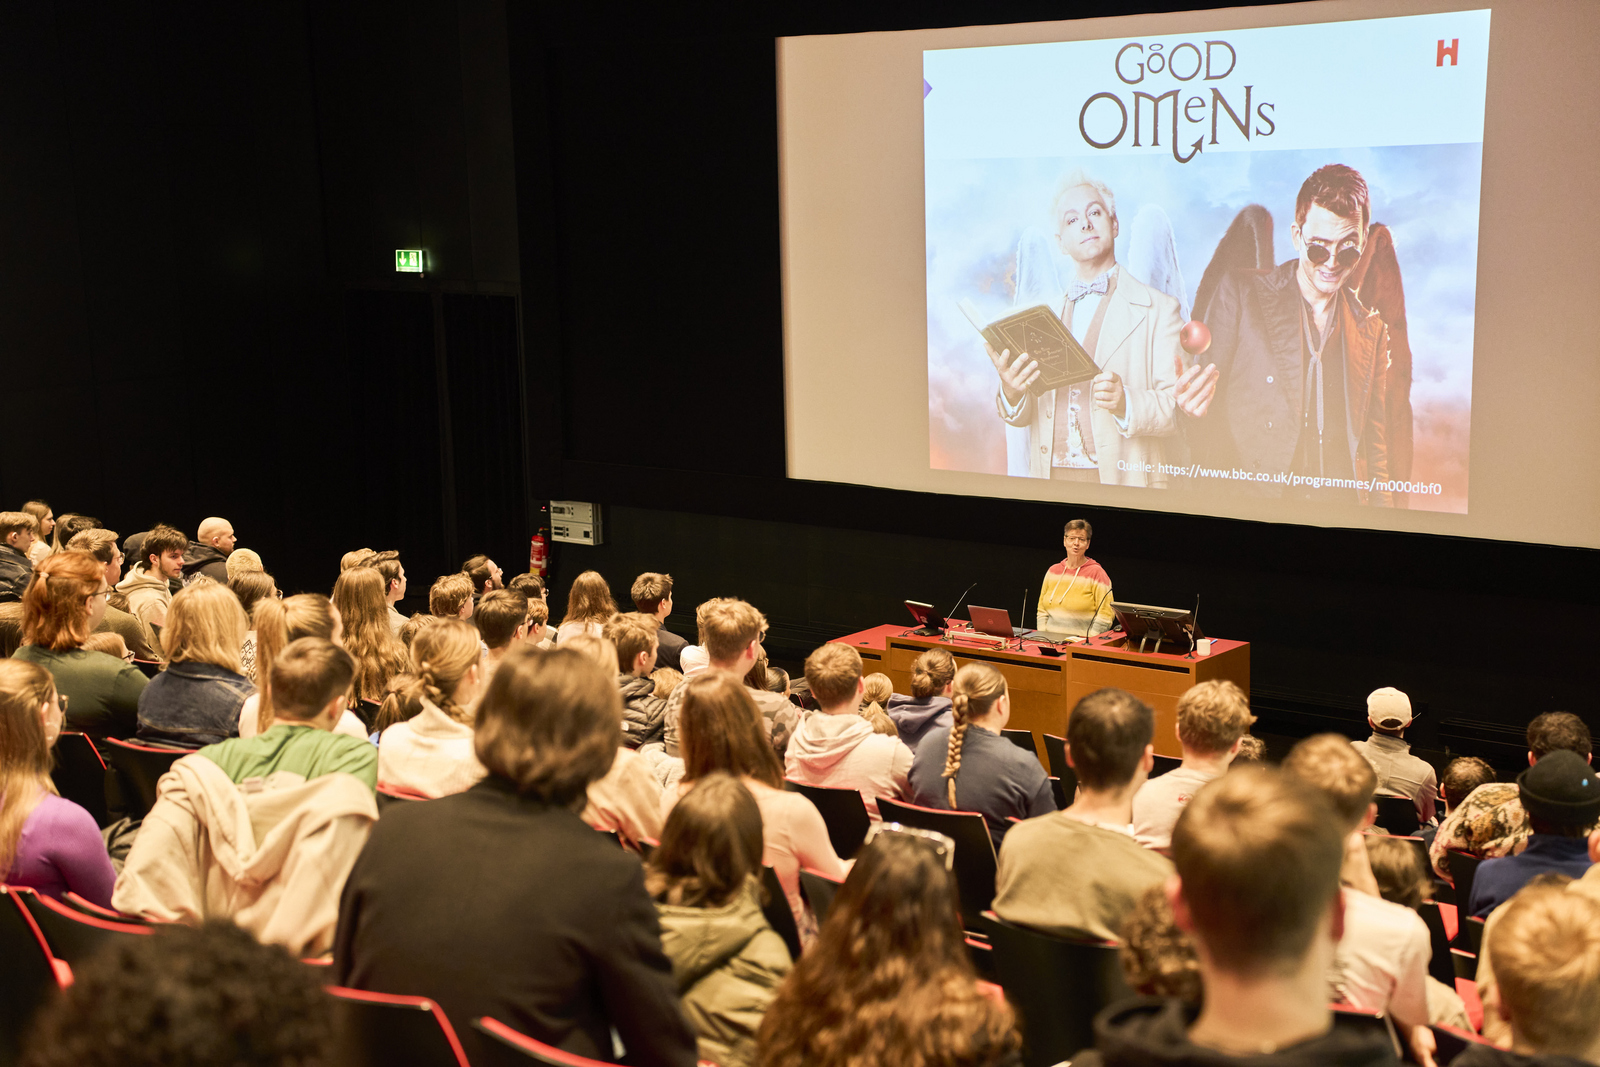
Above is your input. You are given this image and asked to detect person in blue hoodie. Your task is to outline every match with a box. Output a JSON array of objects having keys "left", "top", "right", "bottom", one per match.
[{"left": 886, "top": 647, "right": 955, "bottom": 756}]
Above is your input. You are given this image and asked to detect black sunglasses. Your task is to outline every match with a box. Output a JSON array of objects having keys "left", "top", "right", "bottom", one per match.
[{"left": 1306, "top": 243, "right": 1361, "bottom": 270}]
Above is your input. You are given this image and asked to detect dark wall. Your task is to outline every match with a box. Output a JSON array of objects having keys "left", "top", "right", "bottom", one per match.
[
  {"left": 508, "top": 0, "right": 1600, "bottom": 768},
  {"left": 0, "top": 0, "right": 525, "bottom": 610}
]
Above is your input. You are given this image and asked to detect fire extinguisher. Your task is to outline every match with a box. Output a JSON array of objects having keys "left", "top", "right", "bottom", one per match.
[{"left": 530, "top": 528, "right": 548, "bottom": 577}]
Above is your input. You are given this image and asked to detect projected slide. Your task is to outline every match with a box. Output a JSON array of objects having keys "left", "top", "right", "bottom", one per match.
[{"left": 925, "top": 11, "right": 1489, "bottom": 513}]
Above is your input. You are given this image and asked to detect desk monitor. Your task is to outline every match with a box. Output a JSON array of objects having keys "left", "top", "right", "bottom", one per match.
[
  {"left": 905, "top": 599, "right": 947, "bottom": 637},
  {"left": 1112, "top": 602, "right": 1204, "bottom": 654}
]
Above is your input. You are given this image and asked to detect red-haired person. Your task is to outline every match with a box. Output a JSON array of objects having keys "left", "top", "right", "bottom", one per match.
[{"left": 13, "top": 551, "right": 148, "bottom": 739}]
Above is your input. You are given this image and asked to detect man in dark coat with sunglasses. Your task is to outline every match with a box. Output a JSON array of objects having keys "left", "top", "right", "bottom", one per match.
[{"left": 1176, "top": 164, "right": 1392, "bottom": 506}]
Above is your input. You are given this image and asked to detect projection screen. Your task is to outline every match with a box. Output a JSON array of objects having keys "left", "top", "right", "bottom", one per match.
[{"left": 778, "top": 0, "right": 1600, "bottom": 549}]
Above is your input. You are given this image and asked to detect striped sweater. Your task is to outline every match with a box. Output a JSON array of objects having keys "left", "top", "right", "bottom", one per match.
[{"left": 1036, "top": 556, "right": 1114, "bottom": 636}]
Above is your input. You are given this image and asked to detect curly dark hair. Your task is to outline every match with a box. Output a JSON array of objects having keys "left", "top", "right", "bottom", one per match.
[{"left": 22, "top": 921, "right": 331, "bottom": 1067}]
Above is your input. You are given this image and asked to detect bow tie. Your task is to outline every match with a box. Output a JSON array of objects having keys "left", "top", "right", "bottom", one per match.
[{"left": 1067, "top": 272, "right": 1112, "bottom": 302}]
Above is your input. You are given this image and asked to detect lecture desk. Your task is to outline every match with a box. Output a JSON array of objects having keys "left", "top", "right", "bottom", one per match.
[{"left": 832, "top": 624, "right": 1249, "bottom": 764}]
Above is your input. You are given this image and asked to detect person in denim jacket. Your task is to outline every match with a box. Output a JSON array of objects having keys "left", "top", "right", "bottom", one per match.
[{"left": 137, "top": 580, "right": 254, "bottom": 748}]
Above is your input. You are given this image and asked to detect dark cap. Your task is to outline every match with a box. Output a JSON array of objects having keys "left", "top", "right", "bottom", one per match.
[{"left": 1518, "top": 749, "right": 1600, "bottom": 826}]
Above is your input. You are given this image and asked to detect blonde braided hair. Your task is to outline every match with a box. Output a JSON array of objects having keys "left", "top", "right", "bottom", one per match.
[
  {"left": 942, "top": 662, "right": 1006, "bottom": 808},
  {"left": 377, "top": 619, "right": 481, "bottom": 729}
]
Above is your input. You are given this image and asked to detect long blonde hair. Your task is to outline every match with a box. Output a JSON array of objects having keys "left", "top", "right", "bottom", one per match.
[
  {"left": 252, "top": 594, "right": 337, "bottom": 732},
  {"left": 0, "top": 661, "right": 57, "bottom": 880},
  {"left": 332, "top": 567, "right": 411, "bottom": 703},
  {"left": 161, "top": 579, "right": 248, "bottom": 673},
  {"left": 375, "top": 620, "right": 481, "bottom": 730},
  {"left": 942, "top": 663, "right": 1007, "bottom": 808}
]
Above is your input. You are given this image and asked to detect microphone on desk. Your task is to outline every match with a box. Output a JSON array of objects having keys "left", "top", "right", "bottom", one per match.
[
  {"left": 1020, "top": 588, "right": 1030, "bottom": 633},
  {"left": 1083, "top": 586, "right": 1113, "bottom": 643},
  {"left": 1188, "top": 594, "right": 1201, "bottom": 655},
  {"left": 948, "top": 582, "right": 978, "bottom": 626}
]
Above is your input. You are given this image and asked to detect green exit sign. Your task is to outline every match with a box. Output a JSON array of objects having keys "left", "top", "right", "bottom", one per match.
[{"left": 395, "top": 249, "right": 425, "bottom": 273}]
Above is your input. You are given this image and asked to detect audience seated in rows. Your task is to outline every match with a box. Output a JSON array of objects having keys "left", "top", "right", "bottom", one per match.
[
  {"left": 1132, "top": 680, "right": 1254, "bottom": 848},
  {"left": 1432, "top": 712, "right": 1592, "bottom": 880},
  {"left": 1468, "top": 750, "right": 1600, "bottom": 918},
  {"left": 115, "top": 639, "right": 379, "bottom": 955},
  {"left": 1365, "top": 836, "right": 1475, "bottom": 1031},
  {"left": 557, "top": 568, "right": 616, "bottom": 645},
  {"left": 785, "top": 642, "right": 912, "bottom": 818},
  {"left": 333, "top": 566, "right": 410, "bottom": 707},
  {"left": 0, "top": 511, "right": 39, "bottom": 601},
  {"left": 476, "top": 588, "right": 531, "bottom": 688},
  {"left": 334, "top": 645, "right": 699, "bottom": 1066},
  {"left": 1473, "top": 833, "right": 1600, "bottom": 1049},
  {"left": 1282, "top": 734, "right": 1431, "bottom": 1052},
  {"left": 69, "top": 528, "right": 160, "bottom": 660},
  {"left": 669, "top": 670, "right": 848, "bottom": 944},
  {"left": 135, "top": 579, "right": 254, "bottom": 748},
  {"left": 0, "top": 658, "right": 116, "bottom": 906},
  {"left": 12, "top": 550, "right": 147, "bottom": 739},
  {"left": 1077, "top": 767, "right": 1403, "bottom": 1067},
  {"left": 634, "top": 570, "right": 686, "bottom": 670},
  {"left": 647, "top": 772, "right": 790, "bottom": 1067},
  {"left": 374, "top": 619, "right": 485, "bottom": 798},
  {"left": 114, "top": 522, "right": 187, "bottom": 631},
  {"left": 910, "top": 662, "right": 1053, "bottom": 847},
  {"left": 237, "top": 593, "right": 367, "bottom": 741},
  {"left": 757, "top": 826, "right": 1022, "bottom": 1067},
  {"left": 429, "top": 571, "right": 474, "bottom": 619},
  {"left": 993, "top": 687, "right": 1169, "bottom": 940},
  {"left": 21, "top": 921, "right": 333, "bottom": 1067},
  {"left": 608, "top": 610, "right": 667, "bottom": 747},
  {"left": 663, "top": 598, "right": 796, "bottom": 758},
  {"left": 19, "top": 501, "right": 53, "bottom": 566},
  {"left": 887, "top": 646, "right": 956, "bottom": 755},
  {"left": 1352, "top": 686, "right": 1439, "bottom": 826},
  {"left": 182, "top": 516, "right": 237, "bottom": 584},
  {"left": 229, "top": 570, "right": 277, "bottom": 681}
]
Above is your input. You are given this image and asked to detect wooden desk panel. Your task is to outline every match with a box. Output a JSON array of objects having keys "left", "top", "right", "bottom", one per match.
[{"left": 869, "top": 632, "right": 1250, "bottom": 763}]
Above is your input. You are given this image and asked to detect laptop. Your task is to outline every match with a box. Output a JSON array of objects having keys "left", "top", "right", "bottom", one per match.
[
  {"left": 904, "top": 600, "right": 948, "bottom": 637},
  {"left": 966, "top": 604, "right": 1030, "bottom": 638}
]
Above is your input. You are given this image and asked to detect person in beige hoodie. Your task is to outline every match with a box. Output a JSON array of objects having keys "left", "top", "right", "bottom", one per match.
[
  {"left": 114, "top": 524, "right": 187, "bottom": 632},
  {"left": 784, "top": 643, "right": 912, "bottom": 819},
  {"left": 376, "top": 620, "right": 486, "bottom": 798}
]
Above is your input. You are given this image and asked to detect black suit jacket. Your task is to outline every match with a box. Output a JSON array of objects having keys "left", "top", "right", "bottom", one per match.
[
  {"left": 1189, "top": 260, "right": 1391, "bottom": 504},
  {"left": 333, "top": 776, "right": 696, "bottom": 1066}
]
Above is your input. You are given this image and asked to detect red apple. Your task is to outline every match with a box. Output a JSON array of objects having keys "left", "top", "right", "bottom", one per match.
[{"left": 1180, "top": 319, "right": 1212, "bottom": 355}]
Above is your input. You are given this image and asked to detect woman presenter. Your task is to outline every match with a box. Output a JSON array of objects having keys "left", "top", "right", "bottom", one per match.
[{"left": 1035, "top": 519, "right": 1114, "bottom": 639}]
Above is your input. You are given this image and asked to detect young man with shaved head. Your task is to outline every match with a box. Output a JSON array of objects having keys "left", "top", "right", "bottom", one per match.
[{"left": 183, "top": 517, "right": 237, "bottom": 584}]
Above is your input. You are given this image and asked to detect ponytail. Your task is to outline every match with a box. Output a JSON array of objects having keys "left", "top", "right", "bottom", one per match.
[
  {"left": 911, "top": 647, "right": 957, "bottom": 699},
  {"left": 941, "top": 662, "right": 1007, "bottom": 809},
  {"left": 376, "top": 620, "right": 480, "bottom": 733}
]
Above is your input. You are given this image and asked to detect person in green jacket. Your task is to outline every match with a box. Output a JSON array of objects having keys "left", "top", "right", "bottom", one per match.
[
  {"left": 646, "top": 772, "right": 790, "bottom": 1067},
  {"left": 199, "top": 637, "right": 376, "bottom": 790}
]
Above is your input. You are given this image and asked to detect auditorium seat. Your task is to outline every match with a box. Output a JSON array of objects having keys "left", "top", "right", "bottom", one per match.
[
  {"left": 783, "top": 779, "right": 870, "bottom": 859},
  {"left": 0, "top": 885, "right": 65, "bottom": 1066},
  {"left": 102, "top": 738, "right": 186, "bottom": 820},
  {"left": 1456, "top": 915, "right": 1485, "bottom": 955},
  {"left": 50, "top": 730, "right": 109, "bottom": 828},
  {"left": 976, "top": 911, "right": 1129, "bottom": 1067},
  {"left": 1432, "top": 1023, "right": 1496, "bottom": 1066},
  {"left": 1048, "top": 776, "right": 1067, "bottom": 811},
  {"left": 376, "top": 783, "right": 432, "bottom": 811},
  {"left": 326, "top": 986, "right": 470, "bottom": 1067},
  {"left": 876, "top": 797, "right": 997, "bottom": 922},
  {"left": 1374, "top": 794, "right": 1421, "bottom": 837},
  {"left": 1041, "top": 734, "right": 1078, "bottom": 801},
  {"left": 799, "top": 866, "right": 843, "bottom": 923},
  {"left": 472, "top": 1017, "right": 613, "bottom": 1067},
  {"left": 62, "top": 891, "right": 140, "bottom": 923},
  {"left": 1000, "top": 729, "right": 1037, "bottom": 756},
  {"left": 1150, "top": 754, "right": 1181, "bottom": 778},
  {"left": 355, "top": 698, "right": 383, "bottom": 730},
  {"left": 131, "top": 659, "right": 162, "bottom": 679},
  {"left": 1330, "top": 1005, "right": 1401, "bottom": 1056},
  {"left": 1446, "top": 851, "right": 1483, "bottom": 917},
  {"left": 1418, "top": 900, "right": 1457, "bottom": 988},
  {"left": 760, "top": 866, "right": 802, "bottom": 962},
  {"left": 15, "top": 886, "right": 152, "bottom": 977}
]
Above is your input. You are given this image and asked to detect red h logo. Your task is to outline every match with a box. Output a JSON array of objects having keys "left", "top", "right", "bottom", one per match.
[{"left": 1437, "top": 38, "right": 1459, "bottom": 66}]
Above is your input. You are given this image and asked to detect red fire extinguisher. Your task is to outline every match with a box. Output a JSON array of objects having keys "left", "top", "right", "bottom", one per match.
[{"left": 530, "top": 528, "right": 549, "bottom": 577}]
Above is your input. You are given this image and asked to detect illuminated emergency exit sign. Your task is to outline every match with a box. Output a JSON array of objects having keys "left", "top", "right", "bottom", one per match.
[{"left": 395, "top": 249, "right": 425, "bottom": 273}]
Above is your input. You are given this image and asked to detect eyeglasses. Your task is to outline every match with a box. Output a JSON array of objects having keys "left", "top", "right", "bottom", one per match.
[
  {"left": 56, "top": 694, "right": 69, "bottom": 714},
  {"left": 1305, "top": 243, "right": 1361, "bottom": 270},
  {"left": 863, "top": 822, "right": 956, "bottom": 871},
  {"left": 87, "top": 589, "right": 110, "bottom": 601}
]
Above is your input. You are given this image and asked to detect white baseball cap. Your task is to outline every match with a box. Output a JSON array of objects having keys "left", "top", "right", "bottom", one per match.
[{"left": 1367, "top": 687, "right": 1413, "bottom": 729}]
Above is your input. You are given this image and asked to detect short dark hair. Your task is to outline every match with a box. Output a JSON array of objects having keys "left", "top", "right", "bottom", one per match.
[
  {"left": 474, "top": 646, "right": 621, "bottom": 804},
  {"left": 21, "top": 921, "right": 332, "bottom": 1067},
  {"left": 371, "top": 550, "right": 402, "bottom": 591},
  {"left": 508, "top": 573, "right": 545, "bottom": 599},
  {"left": 67, "top": 528, "right": 121, "bottom": 565},
  {"left": 270, "top": 637, "right": 355, "bottom": 721},
  {"left": 462, "top": 554, "right": 496, "bottom": 592},
  {"left": 1528, "top": 712, "right": 1591, "bottom": 760},
  {"left": 1442, "top": 756, "right": 1495, "bottom": 809},
  {"left": 1173, "top": 767, "right": 1344, "bottom": 976},
  {"left": 1066, "top": 688, "right": 1153, "bottom": 790},
  {"left": 631, "top": 572, "right": 674, "bottom": 614},
  {"left": 1064, "top": 519, "right": 1093, "bottom": 539},
  {"left": 1294, "top": 163, "right": 1371, "bottom": 232},
  {"left": 141, "top": 524, "right": 189, "bottom": 569},
  {"left": 474, "top": 589, "right": 529, "bottom": 650}
]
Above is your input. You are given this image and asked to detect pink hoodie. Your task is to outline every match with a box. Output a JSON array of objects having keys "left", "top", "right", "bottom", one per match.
[{"left": 783, "top": 711, "right": 913, "bottom": 818}]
